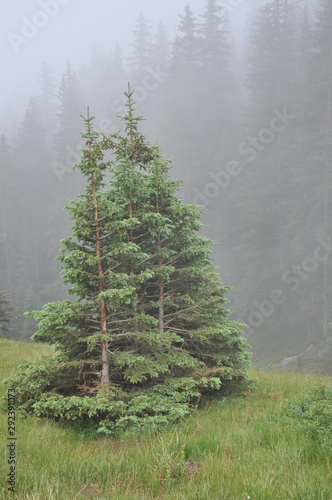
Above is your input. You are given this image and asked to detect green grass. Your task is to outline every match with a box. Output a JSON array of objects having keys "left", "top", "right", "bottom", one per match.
[{"left": 1, "top": 339, "right": 331, "bottom": 499}]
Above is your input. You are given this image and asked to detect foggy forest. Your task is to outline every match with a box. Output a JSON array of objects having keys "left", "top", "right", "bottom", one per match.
[{"left": 1, "top": 0, "right": 332, "bottom": 370}]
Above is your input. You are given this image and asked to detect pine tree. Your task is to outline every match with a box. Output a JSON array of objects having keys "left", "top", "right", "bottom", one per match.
[
  {"left": 37, "top": 62, "right": 57, "bottom": 146},
  {"left": 128, "top": 13, "right": 153, "bottom": 80},
  {"left": 153, "top": 21, "right": 170, "bottom": 73},
  {"left": 158, "top": 3, "right": 203, "bottom": 190},
  {"left": 0, "top": 136, "right": 15, "bottom": 295},
  {"left": 82, "top": 42, "right": 127, "bottom": 123},
  {"left": 278, "top": 0, "right": 332, "bottom": 344},
  {"left": 54, "top": 62, "right": 83, "bottom": 171},
  {"left": 173, "top": 3, "right": 200, "bottom": 68},
  {"left": 246, "top": 0, "right": 296, "bottom": 123},
  {"left": 0, "top": 103, "right": 17, "bottom": 140},
  {"left": 0, "top": 291, "right": 16, "bottom": 337},
  {"left": 13, "top": 98, "right": 52, "bottom": 338},
  {"left": 280, "top": 6, "right": 321, "bottom": 345},
  {"left": 312, "top": 0, "right": 332, "bottom": 337},
  {"left": 199, "top": 0, "right": 231, "bottom": 79},
  {"left": 230, "top": 0, "right": 300, "bottom": 352},
  {"left": 9, "top": 89, "right": 250, "bottom": 436},
  {"left": 197, "top": 0, "right": 239, "bottom": 161}
]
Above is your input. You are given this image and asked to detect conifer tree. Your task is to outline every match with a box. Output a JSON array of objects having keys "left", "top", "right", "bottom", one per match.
[
  {"left": 173, "top": 3, "right": 200, "bottom": 68},
  {"left": 0, "top": 136, "right": 15, "bottom": 295},
  {"left": 0, "top": 291, "right": 16, "bottom": 337},
  {"left": 54, "top": 62, "right": 83, "bottom": 171},
  {"left": 197, "top": 0, "right": 239, "bottom": 163},
  {"left": 153, "top": 21, "right": 170, "bottom": 73},
  {"left": 312, "top": 0, "right": 332, "bottom": 337},
  {"left": 231, "top": 0, "right": 299, "bottom": 346},
  {"left": 10, "top": 89, "right": 250, "bottom": 436},
  {"left": 199, "top": 0, "right": 231, "bottom": 78},
  {"left": 83, "top": 42, "right": 127, "bottom": 123},
  {"left": 14, "top": 98, "right": 52, "bottom": 338},
  {"left": 158, "top": 3, "right": 203, "bottom": 187},
  {"left": 128, "top": 13, "right": 153, "bottom": 80},
  {"left": 37, "top": 62, "right": 57, "bottom": 146},
  {"left": 246, "top": 0, "right": 296, "bottom": 123}
]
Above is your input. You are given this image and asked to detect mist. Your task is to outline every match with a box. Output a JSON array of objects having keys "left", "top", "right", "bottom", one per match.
[
  {"left": 1, "top": 0, "right": 331, "bottom": 370},
  {"left": 1, "top": 0, "right": 249, "bottom": 116}
]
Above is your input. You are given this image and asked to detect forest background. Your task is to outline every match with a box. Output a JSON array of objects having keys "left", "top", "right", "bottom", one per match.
[{"left": 1, "top": 0, "right": 331, "bottom": 366}]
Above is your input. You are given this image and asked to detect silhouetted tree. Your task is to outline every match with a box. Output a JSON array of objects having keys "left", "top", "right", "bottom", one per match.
[
  {"left": 13, "top": 98, "right": 51, "bottom": 337},
  {"left": 128, "top": 13, "right": 153, "bottom": 80},
  {"left": 37, "top": 62, "right": 57, "bottom": 146},
  {"left": 54, "top": 63, "right": 83, "bottom": 171},
  {"left": 153, "top": 21, "right": 170, "bottom": 73},
  {"left": 0, "top": 136, "right": 14, "bottom": 293}
]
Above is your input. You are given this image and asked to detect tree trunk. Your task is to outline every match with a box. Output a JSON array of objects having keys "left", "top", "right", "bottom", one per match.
[
  {"left": 91, "top": 173, "right": 110, "bottom": 385},
  {"left": 158, "top": 232, "right": 164, "bottom": 333},
  {"left": 156, "top": 173, "right": 164, "bottom": 333}
]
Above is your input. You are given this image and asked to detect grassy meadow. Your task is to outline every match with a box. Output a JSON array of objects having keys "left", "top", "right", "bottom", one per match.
[{"left": 0, "top": 338, "right": 331, "bottom": 499}]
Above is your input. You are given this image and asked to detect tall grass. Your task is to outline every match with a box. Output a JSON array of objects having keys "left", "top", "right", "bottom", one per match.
[{"left": 1, "top": 339, "right": 331, "bottom": 499}]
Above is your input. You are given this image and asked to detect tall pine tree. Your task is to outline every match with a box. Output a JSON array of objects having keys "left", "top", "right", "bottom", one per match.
[{"left": 10, "top": 89, "right": 250, "bottom": 435}]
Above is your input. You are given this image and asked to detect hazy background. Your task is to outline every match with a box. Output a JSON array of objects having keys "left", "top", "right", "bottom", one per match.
[
  {"left": 1, "top": 0, "right": 331, "bottom": 370},
  {"left": 1, "top": 0, "right": 250, "bottom": 113}
]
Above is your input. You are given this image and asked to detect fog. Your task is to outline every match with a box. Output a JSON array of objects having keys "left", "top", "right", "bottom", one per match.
[
  {"left": 1, "top": 0, "right": 331, "bottom": 368},
  {"left": 1, "top": 0, "right": 250, "bottom": 113}
]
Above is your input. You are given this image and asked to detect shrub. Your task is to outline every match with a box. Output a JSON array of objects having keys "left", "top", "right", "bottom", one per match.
[{"left": 280, "top": 385, "right": 332, "bottom": 451}]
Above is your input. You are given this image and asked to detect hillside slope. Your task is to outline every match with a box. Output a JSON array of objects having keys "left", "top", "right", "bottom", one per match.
[{"left": 1, "top": 339, "right": 332, "bottom": 499}]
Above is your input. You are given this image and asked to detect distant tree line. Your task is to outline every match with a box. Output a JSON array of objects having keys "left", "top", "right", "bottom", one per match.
[{"left": 0, "top": 0, "right": 331, "bottom": 365}]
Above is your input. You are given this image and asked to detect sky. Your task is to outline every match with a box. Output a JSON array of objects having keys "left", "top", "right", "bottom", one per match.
[{"left": 1, "top": 0, "right": 253, "bottom": 114}]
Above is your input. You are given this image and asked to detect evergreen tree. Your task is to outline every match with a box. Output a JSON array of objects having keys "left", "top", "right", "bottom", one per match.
[
  {"left": 0, "top": 291, "right": 16, "bottom": 337},
  {"left": 13, "top": 98, "right": 52, "bottom": 338},
  {"left": 199, "top": 0, "right": 231, "bottom": 78},
  {"left": 37, "top": 62, "right": 57, "bottom": 146},
  {"left": 52, "top": 62, "right": 85, "bottom": 265},
  {"left": 0, "top": 103, "right": 17, "bottom": 140},
  {"left": 54, "top": 62, "right": 83, "bottom": 174},
  {"left": 279, "top": 5, "right": 321, "bottom": 346},
  {"left": 311, "top": 0, "right": 332, "bottom": 337},
  {"left": 110, "top": 43, "right": 128, "bottom": 103},
  {"left": 229, "top": 0, "right": 300, "bottom": 354},
  {"left": 158, "top": 3, "right": 203, "bottom": 191},
  {"left": 0, "top": 136, "right": 15, "bottom": 295},
  {"left": 174, "top": 3, "right": 200, "bottom": 68},
  {"left": 9, "top": 90, "right": 250, "bottom": 436},
  {"left": 153, "top": 21, "right": 170, "bottom": 73},
  {"left": 197, "top": 0, "right": 240, "bottom": 160},
  {"left": 82, "top": 42, "right": 127, "bottom": 124},
  {"left": 128, "top": 13, "right": 153, "bottom": 80},
  {"left": 273, "top": 0, "right": 332, "bottom": 346},
  {"left": 246, "top": 0, "right": 296, "bottom": 123}
]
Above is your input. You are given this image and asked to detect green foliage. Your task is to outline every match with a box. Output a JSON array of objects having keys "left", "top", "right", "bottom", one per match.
[
  {"left": 280, "top": 385, "right": 332, "bottom": 451},
  {"left": 1, "top": 341, "right": 332, "bottom": 498},
  {"left": 7, "top": 89, "right": 250, "bottom": 435}
]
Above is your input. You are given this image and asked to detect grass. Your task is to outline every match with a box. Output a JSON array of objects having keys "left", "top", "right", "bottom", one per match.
[{"left": 0, "top": 338, "right": 331, "bottom": 499}]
